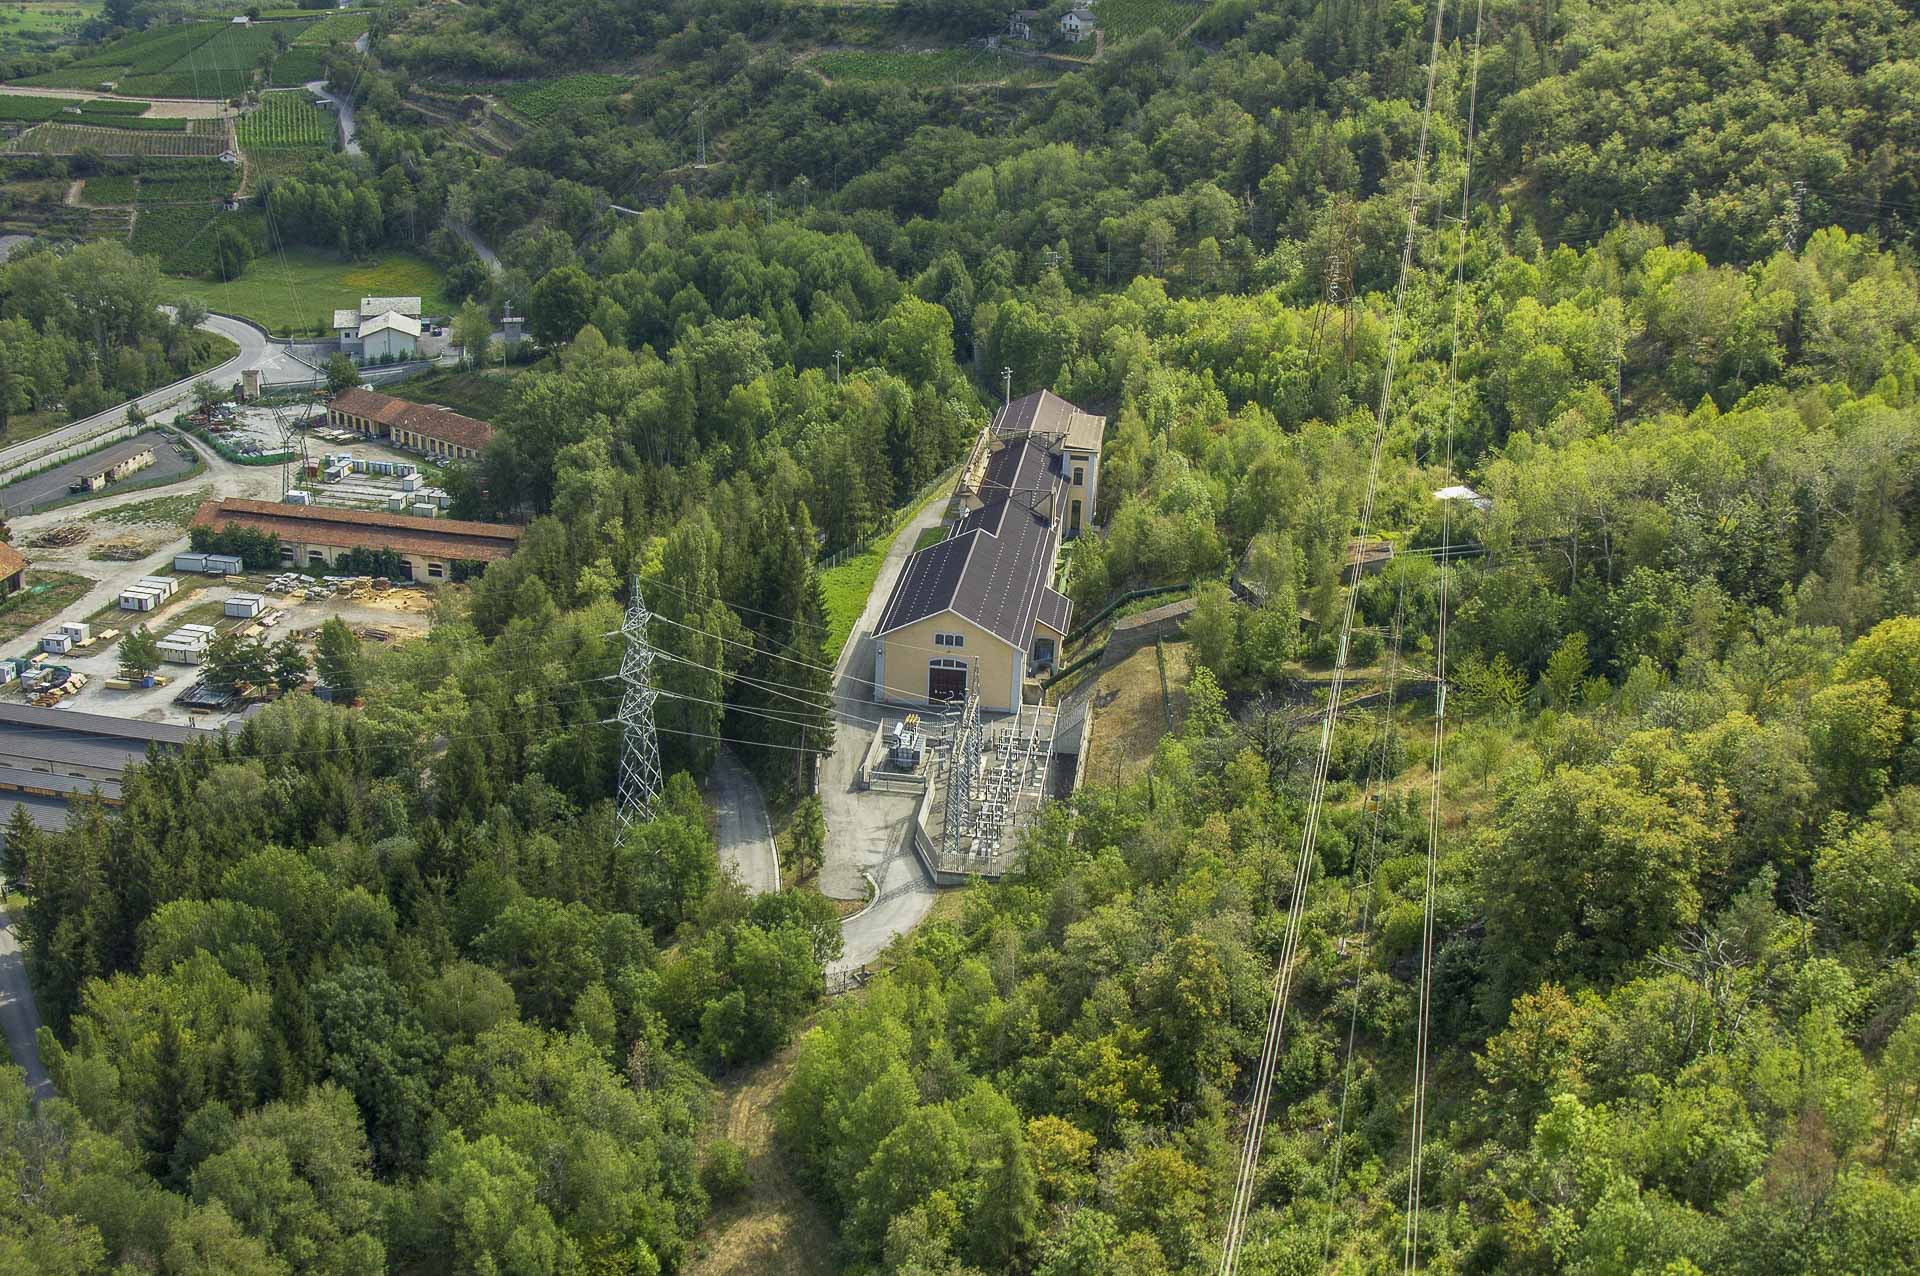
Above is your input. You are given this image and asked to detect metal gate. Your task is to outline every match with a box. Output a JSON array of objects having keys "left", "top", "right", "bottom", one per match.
[{"left": 928, "top": 659, "right": 967, "bottom": 702}]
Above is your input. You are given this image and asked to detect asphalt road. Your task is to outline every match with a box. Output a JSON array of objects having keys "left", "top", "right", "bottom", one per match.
[
  {"left": 1, "top": 431, "right": 196, "bottom": 516},
  {"left": 306, "top": 80, "right": 361, "bottom": 157},
  {"left": 707, "top": 746, "right": 779, "bottom": 894},
  {"left": 821, "top": 482, "right": 958, "bottom": 977},
  {"left": 0, "top": 904, "right": 51, "bottom": 1102}
]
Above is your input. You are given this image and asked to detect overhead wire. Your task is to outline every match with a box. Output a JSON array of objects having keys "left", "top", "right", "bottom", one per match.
[
  {"left": 1403, "top": 2, "right": 1484, "bottom": 1268},
  {"left": 1321, "top": 565, "right": 1411, "bottom": 1269},
  {"left": 1216, "top": 0, "right": 1453, "bottom": 1269}
]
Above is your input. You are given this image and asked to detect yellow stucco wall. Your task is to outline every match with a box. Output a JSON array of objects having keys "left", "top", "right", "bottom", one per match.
[{"left": 875, "top": 612, "right": 1020, "bottom": 712}]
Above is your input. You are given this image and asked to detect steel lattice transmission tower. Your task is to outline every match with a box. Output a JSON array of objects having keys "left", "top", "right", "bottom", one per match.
[{"left": 615, "top": 577, "right": 663, "bottom": 844}]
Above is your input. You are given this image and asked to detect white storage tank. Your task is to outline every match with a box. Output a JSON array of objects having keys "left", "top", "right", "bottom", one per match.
[{"left": 224, "top": 594, "right": 265, "bottom": 619}]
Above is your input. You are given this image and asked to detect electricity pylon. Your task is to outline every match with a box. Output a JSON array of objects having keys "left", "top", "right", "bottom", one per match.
[{"left": 615, "top": 577, "right": 663, "bottom": 844}]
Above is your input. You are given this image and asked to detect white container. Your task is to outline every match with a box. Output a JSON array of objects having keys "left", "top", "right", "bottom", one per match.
[
  {"left": 284, "top": 490, "right": 311, "bottom": 506},
  {"left": 205, "top": 555, "right": 243, "bottom": 574},
  {"left": 119, "top": 588, "right": 160, "bottom": 611},
  {"left": 224, "top": 595, "right": 264, "bottom": 619},
  {"left": 135, "top": 576, "right": 176, "bottom": 598},
  {"left": 174, "top": 553, "right": 207, "bottom": 573},
  {"left": 400, "top": 474, "right": 420, "bottom": 492},
  {"left": 59, "top": 622, "right": 90, "bottom": 642},
  {"left": 40, "top": 634, "right": 71, "bottom": 655},
  {"left": 412, "top": 503, "right": 437, "bottom": 518}
]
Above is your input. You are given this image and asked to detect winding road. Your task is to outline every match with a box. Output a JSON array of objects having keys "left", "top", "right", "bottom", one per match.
[
  {"left": 306, "top": 80, "right": 361, "bottom": 157},
  {"left": 0, "top": 312, "right": 273, "bottom": 477}
]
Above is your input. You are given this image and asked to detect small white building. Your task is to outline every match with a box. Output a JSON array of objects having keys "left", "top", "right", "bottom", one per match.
[
  {"left": 358, "top": 310, "right": 420, "bottom": 361},
  {"left": 1060, "top": 7, "right": 1096, "bottom": 38}
]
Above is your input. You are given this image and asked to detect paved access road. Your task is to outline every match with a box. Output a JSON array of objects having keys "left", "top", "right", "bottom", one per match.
[
  {"left": 0, "top": 312, "right": 273, "bottom": 476},
  {"left": 306, "top": 80, "right": 361, "bottom": 157},
  {"left": 1, "top": 430, "right": 197, "bottom": 517},
  {"left": 0, "top": 904, "right": 51, "bottom": 1101},
  {"left": 821, "top": 484, "right": 958, "bottom": 978},
  {"left": 708, "top": 746, "right": 780, "bottom": 894}
]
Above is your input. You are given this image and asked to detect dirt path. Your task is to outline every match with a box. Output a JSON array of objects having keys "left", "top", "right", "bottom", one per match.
[
  {"left": 682, "top": 1047, "right": 833, "bottom": 1276},
  {"left": 64, "top": 178, "right": 82, "bottom": 206}
]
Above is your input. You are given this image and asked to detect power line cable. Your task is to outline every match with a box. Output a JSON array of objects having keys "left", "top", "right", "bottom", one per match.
[
  {"left": 1403, "top": 4, "right": 1484, "bottom": 1268},
  {"left": 1217, "top": 0, "right": 1452, "bottom": 1269}
]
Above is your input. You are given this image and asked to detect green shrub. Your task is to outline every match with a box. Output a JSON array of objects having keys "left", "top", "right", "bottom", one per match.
[{"left": 701, "top": 1138, "right": 750, "bottom": 1204}]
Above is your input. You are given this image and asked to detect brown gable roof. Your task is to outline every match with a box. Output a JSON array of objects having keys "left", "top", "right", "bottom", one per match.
[
  {"left": 190, "top": 499, "right": 522, "bottom": 563},
  {"left": 329, "top": 388, "right": 495, "bottom": 453},
  {"left": 0, "top": 542, "right": 26, "bottom": 580}
]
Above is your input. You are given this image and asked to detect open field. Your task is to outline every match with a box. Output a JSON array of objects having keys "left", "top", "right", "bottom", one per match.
[
  {"left": 0, "top": 570, "right": 93, "bottom": 644},
  {"left": 0, "top": 2, "right": 99, "bottom": 55},
  {"left": 95, "top": 484, "right": 216, "bottom": 528},
  {"left": 169, "top": 248, "right": 451, "bottom": 332}
]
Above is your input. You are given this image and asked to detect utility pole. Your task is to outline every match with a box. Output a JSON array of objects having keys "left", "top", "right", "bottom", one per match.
[
  {"left": 1001, "top": 366, "right": 1012, "bottom": 407},
  {"left": 695, "top": 104, "right": 707, "bottom": 168},
  {"left": 615, "top": 577, "right": 663, "bottom": 846},
  {"left": 833, "top": 349, "right": 842, "bottom": 385}
]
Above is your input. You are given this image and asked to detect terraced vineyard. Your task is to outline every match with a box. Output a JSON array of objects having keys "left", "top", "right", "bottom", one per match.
[
  {"left": 500, "top": 74, "right": 630, "bottom": 122},
  {"left": 14, "top": 16, "right": 319, "bottom": 99},
  {"left": 77, "top": 174, "right": 136, "bottom": 205},
  {"left": 127, "top": 158, "right": 252, "bottom": 275},
  {"left": 237, "top": 92, "right": 332, "bottom": 149},
  {"left": 813, "top": 48, "right": 1048, "bottom": 84},
  {"left": 1093, "top": 0, "right": 1206, "bottom": 38},
  {"left": 5, "top": 119, "right": 226, "bottom": 156}
]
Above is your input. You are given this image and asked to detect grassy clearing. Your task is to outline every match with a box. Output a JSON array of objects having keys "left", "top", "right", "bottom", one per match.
[
  {"left": 382, "top": 367, "right": 521, "bottom": 420},
  {"left": 0, "top": 569, "right": 94, "bottom": 645},
  {"left": 1084, "top": 639, "right": 1189, "bottom": 784},
  {"left": 912, "top": 525, "right": 947, "bottom": 551},
  {"left": 818, "top": 477, "right": 957, "bottom": 659},
  {"left": 169, "top": 249, "right": 450, "bottom": 333},
  {"left": 0, "top": 3, "right": 100, "bottom": 56},
  {"left": 680, "top": 1045, "right": 834, "bottom": 1276}
]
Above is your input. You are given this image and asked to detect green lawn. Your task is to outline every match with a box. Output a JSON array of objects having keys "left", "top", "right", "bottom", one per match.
[
  {"left": 170, "top": 249, "right": 452, "bottom": 334},
  {"left": 818, "top": 477, "right": 957, "bottom": 658}
]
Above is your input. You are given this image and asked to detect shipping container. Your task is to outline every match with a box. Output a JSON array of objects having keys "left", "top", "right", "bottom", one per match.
[
  {"left": 224, "top": 595, "right": 265, "bottom": 619},
  {"left": 400, "top": 474, "right": 421, "bottom": 493},
  {"left": 174, "top": 553, "right": 208, "bottom": 574},
  {"left": 284, "top": 490, "right": 311, "bottom": 506},
  {"left": 59, "top": 622, "right": 90, "bottom": 642},
  {"left": 157, "top": 642, "right": 204, "bottom": 666},
  {"left": 135, "top": 576, "right": 177, "bottom": 597},
  {"left": 40, "top": 634, "right": 71, "bottom": 655},
  {"left": 412, "top": 503, "right": 437, "bottom": 518},
  {"left": 387, "top": 495, "right": 407, "bottom": 513},
  {"left": 119, "top": 589, "right": 159, "bottom": 612},
  {"left": 205, "top": 555, "right": 244, "bottom": 574}
]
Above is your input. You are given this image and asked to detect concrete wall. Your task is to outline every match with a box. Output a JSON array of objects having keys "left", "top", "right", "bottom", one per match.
[
  {"left": 362, "top": 329, "right": 416, "bottom": 362},
  {"left": 874, "top": 612, "right": 1020, "bottom": 713}
]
